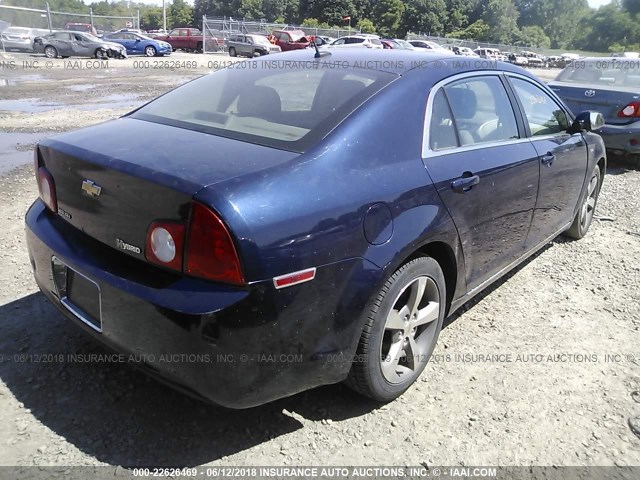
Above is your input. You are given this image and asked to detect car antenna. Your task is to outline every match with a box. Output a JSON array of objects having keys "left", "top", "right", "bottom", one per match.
[{"left": 311, "top": 39, "right": 330, "bottom": 58}]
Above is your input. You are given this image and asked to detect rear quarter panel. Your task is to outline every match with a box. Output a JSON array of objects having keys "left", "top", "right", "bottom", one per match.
[
  {"left": 195, "top": 70, "right": 465, "bottom": 298},
  {"left": 194, "top": 69, "right": 465, "bottom": 366}
]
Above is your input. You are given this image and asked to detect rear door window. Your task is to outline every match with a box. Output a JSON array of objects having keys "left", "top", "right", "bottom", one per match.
[{"left": 429, "top": 90, "right": 458, "bottom": 151}]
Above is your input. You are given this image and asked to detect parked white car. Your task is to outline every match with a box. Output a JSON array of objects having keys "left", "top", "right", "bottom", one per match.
[
  {"left": 408, "top": 40, "right": 449, "bottom": 54},
  {"left": 328, "top": 35, "right": 383, "bottom": 49},
  {"left": 474, "top": 47, "right": 507, "bottom": 62}
]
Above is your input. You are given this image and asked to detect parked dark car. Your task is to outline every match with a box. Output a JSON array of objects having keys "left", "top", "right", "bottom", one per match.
[
  {"left": 227, "top": 34, "right": 281, "bottom": 57},
  {"left": 102, "top": 31, "right": 172, "bottom": 56},
  {"left": 26, "top": 50, "right": 605, "bottom": 408},
  {"left": 34, "top": 31, "right": 126, "bottom": 59},
  {"left": 550, "top": 58, "right": 640, "bottom": 165}
]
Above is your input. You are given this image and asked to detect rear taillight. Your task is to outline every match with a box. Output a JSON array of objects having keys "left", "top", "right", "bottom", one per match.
[
  {"left": 37, "top": 166, "right": 57, "bottom": 213},
  {"left": 618, "top": 101, "right": 640, "bottom": 118},
  {"left": 145, "top": 221, "right": 185, "bottom": 272},
  {"left": 185, "top": 202, "right": 244, "bottom": 285}
]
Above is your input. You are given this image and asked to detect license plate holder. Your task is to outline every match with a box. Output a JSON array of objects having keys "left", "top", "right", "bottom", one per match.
[{"left": 52, "top": 257, "right": 102, "bottom": 332}]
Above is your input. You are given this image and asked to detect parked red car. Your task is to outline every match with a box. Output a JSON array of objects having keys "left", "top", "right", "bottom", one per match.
[
  {"left": 271, "top": 30, "right": 310, "bottom": 51},
  {"left": 64, "top": 23, "right": 97, "bottom": 36},
  {"left": 153, "top": 27, "right": 224, "bottom": 53}
]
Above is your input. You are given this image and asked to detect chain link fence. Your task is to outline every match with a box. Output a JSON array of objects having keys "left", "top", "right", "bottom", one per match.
[
  {"left": 202, "top": 15, "right": 359, "bottom": 54},
  {"left": 0, "top": 4, "right": 139, "bottom": 35}
]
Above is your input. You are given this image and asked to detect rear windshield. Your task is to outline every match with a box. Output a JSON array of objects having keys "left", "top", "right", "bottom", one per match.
[
  {"left": 556, "top": 60, "right": 640, "bottom": 88},
  {"left": 131, "top": 60, "right": 397, "bottom": 152}
]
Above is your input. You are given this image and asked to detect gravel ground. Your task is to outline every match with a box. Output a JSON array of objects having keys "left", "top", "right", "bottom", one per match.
[{"left": 0, "top": 54, "right": 639, "bottom": 469}]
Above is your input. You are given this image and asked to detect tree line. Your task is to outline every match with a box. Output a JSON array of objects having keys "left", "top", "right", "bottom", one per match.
[{"left": 2, "top": 0, "right": 639, "bottom": 52}]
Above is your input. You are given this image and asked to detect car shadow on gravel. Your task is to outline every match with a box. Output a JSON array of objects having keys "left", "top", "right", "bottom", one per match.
[
  {"left": 0, "top": 292, "right": 378, "bottom": 467},
  {"left": 0, "top": 243, "right": 555, "bottom": 466},
  {"left": 442, "top": 243, "right": 553, "bottom": 329}
]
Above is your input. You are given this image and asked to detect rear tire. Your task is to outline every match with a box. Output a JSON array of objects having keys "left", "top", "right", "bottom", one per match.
[
  {"left": 345, "top": 257, "right": 446, "bottom": 402},
  {"left": 196, "top": 42, "right": 203, "bottom": 53},
  {"left": 44, "top": 45, "right": 58, "bottom": 58},
  {"left": 565, "top": 165, "right": 601, "bottom": 240},
  {"left": 228, "top": 47, "right": 236, "bottom": 57}
]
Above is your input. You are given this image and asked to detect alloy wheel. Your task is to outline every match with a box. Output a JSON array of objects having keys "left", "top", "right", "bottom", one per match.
[
  {"left": 380, "top": 276, "right": 440, "bottom": 384},
  {"left": 580, "top": 172, "right": 599, "bottom": 231}
]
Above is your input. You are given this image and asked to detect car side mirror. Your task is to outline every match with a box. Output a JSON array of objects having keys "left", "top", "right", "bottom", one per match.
[
  {"left": 135, "top": 39, "right": 140, "bottom": 42},
  {"left": 570, "top": 111, "right": 605, "bottom": 133}
]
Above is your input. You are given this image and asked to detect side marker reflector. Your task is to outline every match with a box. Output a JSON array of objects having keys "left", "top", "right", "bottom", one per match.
[{"left": 273, "top": 268, "right": 316, "bottom": 289}]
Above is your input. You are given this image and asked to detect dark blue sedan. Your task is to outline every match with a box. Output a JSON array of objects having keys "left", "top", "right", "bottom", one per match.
[
  {"left": 102, "top": 31, "right": 172, "bottom": 56},
  {"left": 25, "top": 50, "right": 606, "bottom": 408}
]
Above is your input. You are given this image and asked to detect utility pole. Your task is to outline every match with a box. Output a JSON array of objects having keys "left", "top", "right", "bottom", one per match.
[
  {"left": 163, "top": 0, "right": 167, "bottom": 32},
  {"left": 46, "top": 2, "right": 52, "bottom": 32}
]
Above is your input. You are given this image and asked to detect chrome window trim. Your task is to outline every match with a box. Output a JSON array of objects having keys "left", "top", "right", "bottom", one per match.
[{"left": 422, "top": 70, "right": 526, "bottom": 159}]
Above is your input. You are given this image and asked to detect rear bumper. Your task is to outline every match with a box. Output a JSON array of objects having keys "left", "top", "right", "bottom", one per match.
[
  {"left": 25, "top": 200, "right": 379, "bottom": 408},
  {"left": 598, "top": 123, "right": 640, "bottom": 155},
  {"left": 1, "top": 40, "right": 32, "bottom": 51}
]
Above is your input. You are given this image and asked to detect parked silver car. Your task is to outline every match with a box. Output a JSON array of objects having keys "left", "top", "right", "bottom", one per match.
[
  {"left": 33, "top": 31, "right": 127, "bottom": 59},
  {"left": 1, "top": 27, "right": 50, "bottom": 52},
  {"left": 227, "top": 34, "right": 281, "bottom": 57},
  {"left": 550, "top": 58, "right": 640, "bottom": 165}
]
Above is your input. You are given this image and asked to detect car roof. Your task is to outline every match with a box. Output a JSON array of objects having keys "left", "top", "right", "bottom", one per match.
[
  {"left": 55, "top": 30, "right": 91, "bottom": 34},
  {"left": 256, "top": 48, "right": 535, "bottom": 77},
  {"left": 338, "top": 34, "right": 379, "bottom": 40},
  {"left": 581, "top": 56, "right": 640, "bottom": 62}
]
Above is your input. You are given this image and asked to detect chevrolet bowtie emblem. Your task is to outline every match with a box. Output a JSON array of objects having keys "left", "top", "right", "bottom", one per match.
[{"left": 81, "top": 180, "right": 102, "bottom": 197}]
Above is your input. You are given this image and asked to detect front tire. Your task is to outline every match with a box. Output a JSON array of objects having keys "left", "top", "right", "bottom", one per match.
[
  {"left": 44, "top": 45, "right": 58, "bottom": 58},
  {"left": 565, "top": 165, "right": 601, "bottom": 240},
  {"left": 94, "top": 48, "right": 106, "bottom": 59},
  {"left": 345, "top": 257, "right": 446, "bottom": 402},
  {"left": 145, "top": 45, "right": 157, "bottom": 57}
]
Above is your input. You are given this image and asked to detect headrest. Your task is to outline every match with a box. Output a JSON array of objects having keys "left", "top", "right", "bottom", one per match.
[
  {"left": 237, "top": 86, "right": 281, "bottom": 118},
  {"left": 447, "top": 88, "right": 477, "bottom": 120}
]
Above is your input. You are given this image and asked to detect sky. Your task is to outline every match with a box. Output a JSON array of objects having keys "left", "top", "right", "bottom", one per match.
[{"left": 588, "top": 0, "right": 612, "bottom": 6}]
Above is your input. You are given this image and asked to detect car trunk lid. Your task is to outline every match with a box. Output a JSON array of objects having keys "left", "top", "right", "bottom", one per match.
[
  {"left": 549, "top": 81, "right": 640, "bottom": 124},
  {"left": 38, "top": 117, "right": 297, "bottom": 262}
]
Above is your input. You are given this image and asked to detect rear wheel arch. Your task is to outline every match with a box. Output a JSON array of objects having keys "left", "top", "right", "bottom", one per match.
[
  {"left": 597, "top": 157, "right": 606, "bottom": 182},
  {"left": 414, "top": 242, "right": 458, "bottom": 316},
  {"left": 367, "top": 239, "right": 461, "bottom": 323}
]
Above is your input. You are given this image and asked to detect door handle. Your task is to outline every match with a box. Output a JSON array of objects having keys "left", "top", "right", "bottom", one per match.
[
  {"left": 541, "top": 153, "right": 555, "bottom": 166},
  {"left": 451, "top": 173, "right": 480, "bottom": 193}
]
